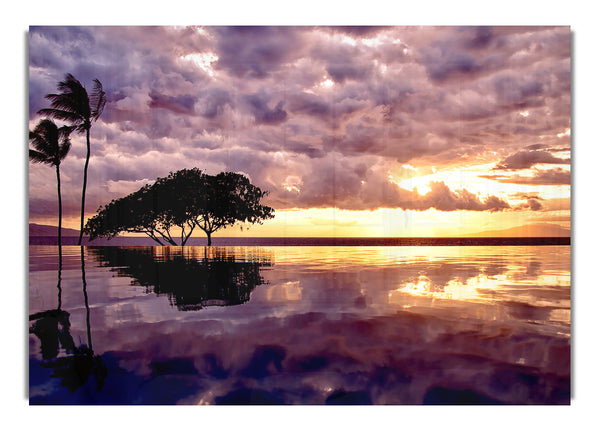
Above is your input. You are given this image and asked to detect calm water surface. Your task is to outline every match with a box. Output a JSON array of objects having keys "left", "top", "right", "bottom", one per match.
[{"left": 28, "top": 245, "right": 570, "bottom": 405}]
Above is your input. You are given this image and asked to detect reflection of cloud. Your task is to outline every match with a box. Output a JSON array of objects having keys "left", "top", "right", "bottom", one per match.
[
  {"left": 385, "top": 257, "right": 569, "bottom": 322},
  {"left": 393, "top": 275, "right": 478, "bottom": 301},
  {"left": 29, "top": 245, "right": 571, "bottom": 404},
  {"left": 391, "top": 274, "right": 512, "bottom": 304},
  {"left": 259, "top": 281, "right": 303, "bottom": 302}
]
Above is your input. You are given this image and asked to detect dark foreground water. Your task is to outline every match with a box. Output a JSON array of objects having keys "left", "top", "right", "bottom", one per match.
[{"left": 28, "top": 245, "right": 570, "bottom": 405}]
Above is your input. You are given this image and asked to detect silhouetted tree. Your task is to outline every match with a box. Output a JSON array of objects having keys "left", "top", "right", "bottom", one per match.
[
  {"left": 38, "top": 73, "right": 106, "bottom": 245},
  {"left": 84, "top": 168, "right": 275, "bottom": 245},
  {"left": 29, "top": 119, "right": 72, "bottom": 247}
]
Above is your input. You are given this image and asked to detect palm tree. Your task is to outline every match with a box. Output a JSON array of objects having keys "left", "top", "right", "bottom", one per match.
[
  {"left": 29, "top": 119, "right": 72, "bottom": 247},
  {"left": 38, "top": 74, "right": 106, "bottom": 245}
]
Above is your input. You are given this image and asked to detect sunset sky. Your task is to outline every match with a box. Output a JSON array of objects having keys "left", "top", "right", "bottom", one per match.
[{"left": 28, "top": 25, "right": 571, "bottom": 237}]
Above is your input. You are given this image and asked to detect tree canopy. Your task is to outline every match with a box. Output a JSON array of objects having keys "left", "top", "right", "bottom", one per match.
[
  {"left": 29, "top": 119, "right": 72, "bottom": 247},
  {"left": 84, "top": 168, "right": 274, "bottom": 245}
]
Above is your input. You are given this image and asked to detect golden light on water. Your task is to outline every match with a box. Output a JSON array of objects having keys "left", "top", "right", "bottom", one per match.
[{"left": 392, "top": 274, "right": 486, "bottom": 302}]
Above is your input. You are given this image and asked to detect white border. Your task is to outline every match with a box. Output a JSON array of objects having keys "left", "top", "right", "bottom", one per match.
[{"left": 4, "top": 1, "right": 598, "bottom": 429}]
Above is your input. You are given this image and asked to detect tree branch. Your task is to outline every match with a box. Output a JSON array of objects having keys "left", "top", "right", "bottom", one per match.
[
  {"left": 164, "top": 225, "right": 177, "bottom": 246},
  {"left": 182, "top": 221, "right": 197, "bottom": 245},
  {"left": 138, "top": 228, "right": 164, "bottom": 246},
  {"left": 153, "top": 226, "right": 177, "bottom": 246}
]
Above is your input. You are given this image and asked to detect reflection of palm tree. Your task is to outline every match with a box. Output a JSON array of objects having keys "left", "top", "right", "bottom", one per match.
[
  {"left": 29, "top": 245, "right": 74, "bottom": 359},
  {"left": 29, "top": 247, "right": 107, "bottom": 393},
  {"left": 46, "top": 247, "right": 107, "bottom": 392},
  {"left": 29, "top": 119, "right": 71, "bottom": 247},
  {"left": 38, "top": 74, "right": 106, "bottom": 245},
  {"left": 80, "top": 247, "right": 94, "bottom": 352}
]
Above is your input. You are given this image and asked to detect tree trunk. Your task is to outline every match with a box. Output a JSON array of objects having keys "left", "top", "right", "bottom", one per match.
[
  {"left": 56, "top": 165, "right": 62, "bottom": 248},
  {"left": 78, "top": 127, "right": 91, "bottom": 245},
  {"left": 207, "top": 231, "right": 212, "bottom": 246}
]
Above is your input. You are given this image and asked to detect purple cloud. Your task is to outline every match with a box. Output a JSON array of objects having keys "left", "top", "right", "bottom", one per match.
[
  {"left": 481, "top": 168, "right": 571, "bottom": 185},
  {"left": 244, "top": 92, "right": 288, "bottom": 125},
  {"left": 27, "top": 26, "right": 571, "bottom": 224},
  {"left": 148, "top": 91, "right": 197, "bottom": 115},
  {"left": 495, "top": 150, "right": 570, "bottom": 170},
  {"left": 212, "top": 26, "right": 307, "bottom": 79}
]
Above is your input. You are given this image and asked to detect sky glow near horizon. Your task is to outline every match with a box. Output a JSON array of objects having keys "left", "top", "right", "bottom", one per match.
[{"left": 28, "top": 25, "right": 571, "bottom": 237}]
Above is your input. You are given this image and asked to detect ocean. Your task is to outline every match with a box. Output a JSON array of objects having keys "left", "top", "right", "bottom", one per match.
[
  {"left": 29, "top": 236, "right": 571, "bottom": 246},
  {"left": 28, "top": 244, "right": 571, "bottom": 404}
]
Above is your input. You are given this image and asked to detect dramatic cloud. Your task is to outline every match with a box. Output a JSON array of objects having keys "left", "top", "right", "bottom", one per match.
[
  {"left": 27, "top": 26, "right": 571, "bottom": 224},
  {"left": 512, "top": 195, "right": 545, "bottom": 211},
  {"left": 495, "top": 150, "right": 570, "bottom": 170},
  {"left": 148, "top": 91, "right": 197, "bottom": 115},
  {"left": 404, "top": 181, "right": 510, "bottom": 212},
  {"left": 481, "top": 168, "right": 571, "bottom": 185},
  {"left": 212, "top": 26, "right": 307, "bottom": 79},
  {"left": 244, "top": 92, "right": 288, "bottom": 125}
]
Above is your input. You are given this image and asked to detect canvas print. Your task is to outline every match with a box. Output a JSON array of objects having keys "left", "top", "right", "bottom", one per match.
[{"left": 28, "top": 26, "right": 571, "bottom": 405}]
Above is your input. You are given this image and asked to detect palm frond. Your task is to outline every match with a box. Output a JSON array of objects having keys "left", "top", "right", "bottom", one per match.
[
  {"left": 57, "top": 73, "right": 82, "bottom": 92},
  {"left": 29, "top": 133, "right": 51, "bottom": 154},
  {"left": 57, "top": 74, "right": 89, "bottom": 104},
  {"left": 43, "top": 93, "right": 81, "bottom": 111},
  {"left": 58, "top": 125, "right": 76, "bottom": 140},
  {"left": 29, "top": 149, "right": 52, "bottom": 164},
  {"left": 41, "top": 94, "right": 89, "bottom": 119},
  {"left": 29, "top": 120, "right": 57, "bottom": 152},
  {"left": 37, "top": 108, "right": 85, "bottom": 126},
  {"left": 58, "top": 137, "right": 71, "bottom": 161},
  {"left": 28, "top": 119, "right": 70, "bottom": 166},
  {"left": 42, "top": 73, "right": 92, "bottom": 121},
  {"left": 90, "top": 79, "right": 106, "bottom": 121},
  {"left": 28, "top": 128, "right": 48, "bottom": 149}
]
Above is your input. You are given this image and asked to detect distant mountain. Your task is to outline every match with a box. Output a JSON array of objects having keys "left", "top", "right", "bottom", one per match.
[
  {"left": 470, "top": 222, "right": 570, "bottom": 237},
  {"left": 29, "top": 223, "right": 139, "bottom": 245},
  {"left": 29, "top": 223, "right": 80, "bottom": 237}
]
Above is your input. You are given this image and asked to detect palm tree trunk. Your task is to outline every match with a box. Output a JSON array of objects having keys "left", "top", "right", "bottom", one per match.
[
  {"left": 56, "top": 164, "right": 62, "bottom": 248},
  {"left": 78, "top": 127, "right": 91, "bottom": 245}
]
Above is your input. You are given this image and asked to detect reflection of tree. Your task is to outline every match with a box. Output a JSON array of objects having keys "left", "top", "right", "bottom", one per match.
[
  {"left": 29, "top": 246, "right": 72, "bottom": 359},
  {"left": 88, "top": 247, "right": 272, "bottom": 311},
  {"left": 29, "top": 246, "right": 107, "bottom": 393}
]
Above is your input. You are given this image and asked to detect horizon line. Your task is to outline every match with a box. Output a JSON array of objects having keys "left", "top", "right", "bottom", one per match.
[{"left": 30, "top": 236, "right": 571, "bottom": 247}]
